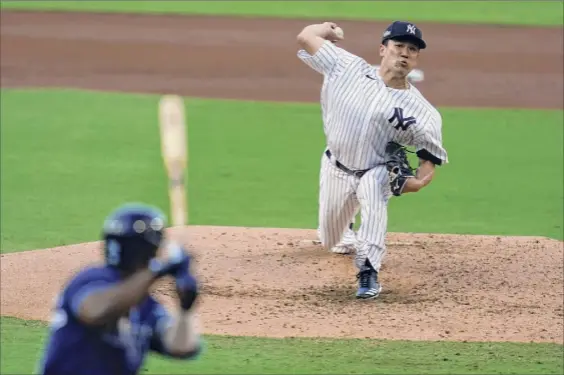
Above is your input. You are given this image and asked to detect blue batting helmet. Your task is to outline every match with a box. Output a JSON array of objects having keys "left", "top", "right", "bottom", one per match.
[{"left": 102, "top": 203, "right": 167, "bottom": 273}]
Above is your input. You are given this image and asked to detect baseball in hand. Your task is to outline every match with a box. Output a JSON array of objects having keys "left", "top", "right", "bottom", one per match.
[{"left": 334, "top": 26, "right": 344, "bottom": 39}]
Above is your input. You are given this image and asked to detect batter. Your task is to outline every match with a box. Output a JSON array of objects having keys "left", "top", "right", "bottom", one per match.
[{"left": 297, "top": 21, "right": 448, "bottom": 299}]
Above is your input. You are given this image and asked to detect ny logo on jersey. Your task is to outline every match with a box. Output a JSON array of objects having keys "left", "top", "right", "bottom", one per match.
[
  {"left": 388, "top": 107, "right": 417, "bottom": 131},
  {"left": 406, "top": 24, "right": 417, "bottom": 34}
]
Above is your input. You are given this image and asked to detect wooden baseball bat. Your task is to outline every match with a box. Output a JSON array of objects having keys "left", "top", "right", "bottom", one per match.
[{"left": 158, "top": 95, "right": 188, "bottom": 227}]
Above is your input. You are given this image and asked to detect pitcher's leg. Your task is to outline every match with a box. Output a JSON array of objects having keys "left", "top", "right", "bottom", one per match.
[
  {"left": 331, "top": 208, "right": 360, "bottom": 254},
  {"left": 354, "top": 167, "right": 390, "bottom": 299},
  {"left": 317, "top": 156, "right": 359, "bottom": 250}
]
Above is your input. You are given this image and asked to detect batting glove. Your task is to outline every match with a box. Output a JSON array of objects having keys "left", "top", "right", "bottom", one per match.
[
  {"left": 175, "top": 267, "right": 199, "bottom": 311},
  {"left": 148, "top": 241, "right": 190, "bottom": 278}
]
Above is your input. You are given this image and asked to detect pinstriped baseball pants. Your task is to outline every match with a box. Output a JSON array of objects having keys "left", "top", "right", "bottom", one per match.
[{"left": 316, "top": 152, "right": 391, "bottom": 271}]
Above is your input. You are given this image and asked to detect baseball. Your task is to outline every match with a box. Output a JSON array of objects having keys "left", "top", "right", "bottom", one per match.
[{"left": 334, "top": 26, "right": 344, "bottom": 39}]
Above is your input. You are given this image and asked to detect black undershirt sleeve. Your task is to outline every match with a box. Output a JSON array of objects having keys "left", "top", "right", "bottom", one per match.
[{"left": 416, "top": 149, "right": 442, "bottom": 166}]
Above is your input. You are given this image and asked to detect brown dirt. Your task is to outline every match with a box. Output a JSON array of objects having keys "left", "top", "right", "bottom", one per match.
[
  {"left": 0, "top": 10, "right": 563, "bottom": 344},
  {"left": 1, "top": 11, "right": 563, "bottom": 109},
  {"left": 1, "top": 227, "right": 563, "bottom": 343}
]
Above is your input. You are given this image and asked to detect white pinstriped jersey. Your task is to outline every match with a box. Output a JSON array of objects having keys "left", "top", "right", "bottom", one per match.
[{"left": 298, "top": 40, "right": 448, "bottom": 170}]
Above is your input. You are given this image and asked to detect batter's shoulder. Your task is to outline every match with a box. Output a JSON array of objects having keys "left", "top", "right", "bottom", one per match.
[{"left": 65, "top": 266, "right": 120, "bottom": 290}]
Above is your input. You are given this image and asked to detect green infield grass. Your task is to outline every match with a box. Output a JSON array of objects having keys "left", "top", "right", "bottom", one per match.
[
  {"left": 1, "top": 0, "right": 562, "bottom": 26},
  {"left": 1, "top": 88, "right": 562, "bottom": 253},
  {"left": 2, "top": 316, "right": 562, "bottom": 374},
  {"left": 1, "top": 89, "right": 562, "bottom": 254}
]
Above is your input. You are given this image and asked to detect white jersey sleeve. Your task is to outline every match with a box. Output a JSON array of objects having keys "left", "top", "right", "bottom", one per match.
[
  {"left": 297, "top": 40, "right": 357, "bottom": 78},
  {"left": 412, "top": 117, "right": 448, "bottom": 165}
]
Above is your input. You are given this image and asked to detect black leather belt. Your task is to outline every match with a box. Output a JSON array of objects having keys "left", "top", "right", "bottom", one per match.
[{"left": 325, "top": 149, "right": 370, "bottom": 178}]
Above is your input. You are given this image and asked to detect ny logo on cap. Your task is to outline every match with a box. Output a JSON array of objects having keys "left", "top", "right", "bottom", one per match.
[{"left": 406, "top": 24, "right": 417, "bottom": 34}]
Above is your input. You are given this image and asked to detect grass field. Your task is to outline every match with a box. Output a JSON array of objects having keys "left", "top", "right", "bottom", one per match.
[
  {"left": 2, "top": 316, "right": 563, "bottom": 374},
  {"left": 1, "top": 89, "right": 562, "bottom": 253},
  {"left": 1, "top": 1, "right": 563, "bottom": 373},
  {"left": 1, "top": 0, "right": 563, "bottom": 26}
]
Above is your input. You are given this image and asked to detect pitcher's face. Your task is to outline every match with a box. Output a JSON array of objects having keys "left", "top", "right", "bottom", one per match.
[{"left": 379, "top": 38, "right": 420, "bottom": 76}]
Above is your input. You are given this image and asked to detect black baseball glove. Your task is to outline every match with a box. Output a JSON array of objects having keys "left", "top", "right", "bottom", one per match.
[{"left": 384, "top": 141, "right": 416, "bottom": 196}]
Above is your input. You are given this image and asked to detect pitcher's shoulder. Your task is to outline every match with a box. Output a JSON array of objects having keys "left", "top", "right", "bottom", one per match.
[{"left": 410, "top": 87, "right": 441, "bottom": 118}]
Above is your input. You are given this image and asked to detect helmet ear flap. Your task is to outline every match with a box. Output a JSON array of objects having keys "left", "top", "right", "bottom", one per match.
[
  {"left": 106, "top": 239, "right": 121, "bottom": 266},
  {"left": 104, "top": 234, "right": 162, "bottom": 272}
]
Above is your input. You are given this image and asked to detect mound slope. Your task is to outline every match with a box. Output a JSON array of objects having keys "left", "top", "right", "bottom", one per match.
[{"left": 1, "top": 226, "right": 562, "bottom": 343}]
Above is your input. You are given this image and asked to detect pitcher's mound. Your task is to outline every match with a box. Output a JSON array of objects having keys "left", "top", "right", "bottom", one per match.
[{"left": 1, "top": 226, "right": 562, "bottom": 343}]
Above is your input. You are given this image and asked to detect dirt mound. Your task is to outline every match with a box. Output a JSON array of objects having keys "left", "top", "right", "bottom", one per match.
[
  {"left": 0, "top": 10, "right": 563, "bottom": 345},
  {"left": 1, "top": 226, "right": 562, "bottom": 343}
]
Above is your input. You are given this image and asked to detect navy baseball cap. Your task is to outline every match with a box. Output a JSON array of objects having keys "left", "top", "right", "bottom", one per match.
[{"left": 381, "top": 21, "right": 426, "bottom": 49}]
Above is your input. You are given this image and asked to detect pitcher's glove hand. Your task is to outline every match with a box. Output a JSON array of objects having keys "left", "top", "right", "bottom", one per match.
[{"left": 384, "top": 141, "right": 416, "bottom": 196}]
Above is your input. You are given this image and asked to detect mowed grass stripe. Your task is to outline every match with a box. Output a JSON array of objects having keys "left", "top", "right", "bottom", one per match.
[
  {"left": 1, "top": 316, "right": 562, "bottom": 374},
  {"left": 1, "top": 0, "right": 562, "bottom": 26},
  {"left": 1, "top": 89, "right": 562, "bottom": 253}
]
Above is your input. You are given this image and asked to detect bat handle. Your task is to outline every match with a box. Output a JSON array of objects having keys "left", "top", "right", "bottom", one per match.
[{"left": 169, "top": 180, "right": 187, "bottom": 227}]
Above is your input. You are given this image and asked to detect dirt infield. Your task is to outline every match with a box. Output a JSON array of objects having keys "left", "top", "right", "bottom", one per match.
[
  {"left": 2, "top": 227, "right": 563, "bottom": 343},
  {"left": 0, "top": 10, "right": 563, "bottom": 343}
]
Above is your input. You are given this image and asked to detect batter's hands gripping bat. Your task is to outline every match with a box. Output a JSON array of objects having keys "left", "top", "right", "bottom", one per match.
[{"left": 159, "top": 95, "right": 188, "bottom": 227}]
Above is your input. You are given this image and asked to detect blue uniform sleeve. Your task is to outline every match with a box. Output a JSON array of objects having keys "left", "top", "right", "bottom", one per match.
[
  {"left": 149, "top": 300, "right": 203, "bottom": 360},
  {"left": 64, "top": 267, "right": 118, "bottom": 318}
]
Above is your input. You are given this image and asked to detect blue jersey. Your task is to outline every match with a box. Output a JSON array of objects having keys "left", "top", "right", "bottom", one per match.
[{"left": 37, "top": 266, "right": 193, "bottom": 375}]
